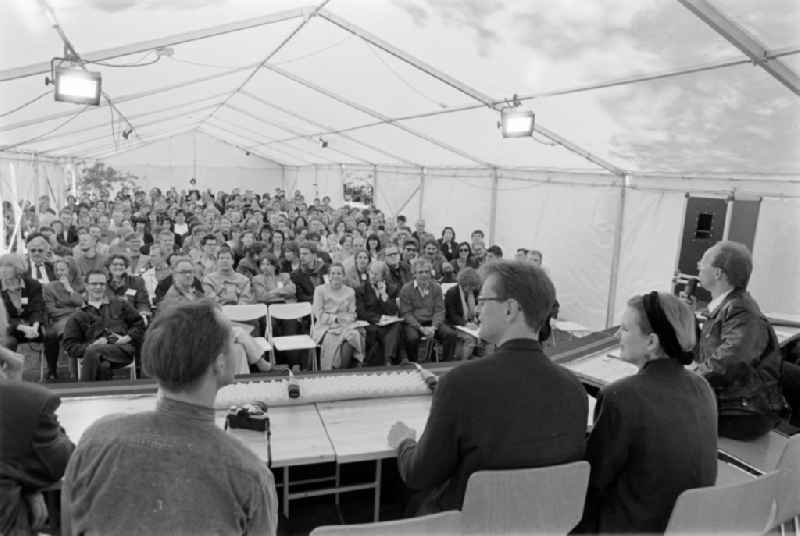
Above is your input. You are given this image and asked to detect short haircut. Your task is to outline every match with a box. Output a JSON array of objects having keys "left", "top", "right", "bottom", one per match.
[
  {"left": 471, "top": 229, "right": 484, "bottom": 238},
  {"left": 403, "top": 238, "right": 419, "bottom": 250},
  {"left": 106, "top": 253, "right": 130, "bottom": 268},
  {"left": 142, "top": 300, "right": 231, "bottom": 391},
  {"left": 299, "top": 241, "right": 317, "bottom": 255},
  {"left": 710, "top": 241, "right": 752, "bottom": 289},
  {"left": 529, "top": 249, "right": 543, "bottom": 261},
  {"left": 25, "top": 233, "right": 48, "bottom": 246},
  {"left": 627, "top": 292, "right": 697, "bottom": 363},
  {"left": 481, "top": 260, "right": 555, "bottom": 332},
  {"left": 487, "top": 245, "right": 503, "bottom": 258},
  {"left": 170, "top": 255, "right": 192, "bottom": 269},
  {"left": 412, "top": 257, "right": 432, "bottom": 272},
  {"left": 202, "top": 234, "right": 218, "bottom": 246},
  {"left": 84, "top": 269, "right": 108, "bottom": 283},
  {"left": 457, "top": 266, "right": 481, "bottom": 289},
  {"left": 328, "top": 262, "right": 346, "bottom": 275},
  {"left": 369, "top": 260, "right": 388, "bottom": 279},
  {"left": 215, "top": 246, "right": 234, "bottom": 260},
  {"left": 422, "top": 238, "right": 439, "bottom": 250},
  {"left": 158, "top": 229, "right": 174, "bottom": 239}
]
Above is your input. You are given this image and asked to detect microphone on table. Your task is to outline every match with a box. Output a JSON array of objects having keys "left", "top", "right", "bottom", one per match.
[{"left": 287, "top": 369, "right": 300, "bottom": 399}]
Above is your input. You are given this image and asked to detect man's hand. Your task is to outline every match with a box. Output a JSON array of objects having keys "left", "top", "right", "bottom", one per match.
[
  {"left": 25, "top": 491, "right": 48, "bottom": 529},
  {"left": 114, "top": 334, "right": 132, "bottom": 345},
  {"left": 16, "top": 324, "right": 38, "bottom": 339},
  {"left": 387, "top": 421, "right": 417, "bottom": 449},
  {"left": 421, "top": 326, "right": 436, "bottom": 337},
  {"left": 90, "top": 337, "right": 108, "bottom": 347}
]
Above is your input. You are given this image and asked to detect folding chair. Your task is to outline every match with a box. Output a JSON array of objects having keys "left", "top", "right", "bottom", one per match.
[
  {"left": 72, "top": 356, "right": 137, "bottom": 382},
  {"left": 222, "top": 304, "right": 274, "bottom": 366},
  {"left": 267, "top": 302, "right": 319, "bottom": 371},
  {"left": 310, "top": 511, "right": 462, "bottom": 535},
  {"left": 19, "top": 342, "right": 46, "bottom": 382},
  {"left": 460, "top": 461, "right": 590, "bottom": 535},
  {"left": 665, "top": 471, "right": 779, "bottom": 535},
  {"left": 773, "top": 435, "right": 800, "bottom": 534}
]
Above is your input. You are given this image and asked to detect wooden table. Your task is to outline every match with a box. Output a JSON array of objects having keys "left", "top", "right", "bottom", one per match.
[{"left": 316, "top": 396, "right": 432, "bottom": 521}]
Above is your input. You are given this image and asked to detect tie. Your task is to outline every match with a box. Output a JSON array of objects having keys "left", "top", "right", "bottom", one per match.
[{"left": 35, "top": 264, "right": 43, "bottom": 280}]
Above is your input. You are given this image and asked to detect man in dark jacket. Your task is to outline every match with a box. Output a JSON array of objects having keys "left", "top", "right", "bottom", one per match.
[
  {"left": 356, "top": 261, "right": 402, "bottom": 366},
  {"left": 63, "top": 270, "right": 146, "bottom": 381},
  {"left": 695, "top": 240, "right": 787, "bottom": 439},
  {"left": 290, "top": 242, "right": 328, "bottom": 303},
  {"left": 388, "top": 261, "right": 587, "bottom": 514},
  {"left": 0, "top": 346, "right": 74, "bottom": 534},
  {"left": 384, "top": 245, "right": 411, "bottom": 298}
]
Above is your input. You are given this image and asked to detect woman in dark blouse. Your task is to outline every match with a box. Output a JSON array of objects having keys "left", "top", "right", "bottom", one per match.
[{"left": 577, "top": 292, "right": 717, "bottom": 534}]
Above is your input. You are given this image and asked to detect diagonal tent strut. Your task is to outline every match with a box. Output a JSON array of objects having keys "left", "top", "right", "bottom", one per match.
[
  {"left": 677, "top": 0, "right": 800, "bottom": 96},
  {"left": 0, "top": 6, "right": 314, "bottom": 82},
  {"left": 317, "top": 9, "right": 626, "bottom": 177},
  {"left": 262, "top": 63, "right": 493, "bottom": 168},
  {"left": 240, "top": 90, "right": 420, "bottom": 167},
  {"left": 80, "top": 126, "right": 199, "bottom": 160},
  {"left": 193, "top": 129, "right": 289, "bottom": 167},
  {"left": 205, "top": 117, "right": 323, "bottom": 165},
  {"left": 200, "top": 0, "right": 332, "bottom": 129}
]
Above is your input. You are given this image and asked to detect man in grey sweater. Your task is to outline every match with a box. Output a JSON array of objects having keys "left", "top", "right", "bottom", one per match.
[{"left": 61, "top": 299, "right": 278, "bottom": 535}]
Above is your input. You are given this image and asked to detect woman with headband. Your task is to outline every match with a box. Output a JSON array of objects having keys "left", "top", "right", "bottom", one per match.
[{"left": 576, "top": 292, "right": 718, "bottom": 534}]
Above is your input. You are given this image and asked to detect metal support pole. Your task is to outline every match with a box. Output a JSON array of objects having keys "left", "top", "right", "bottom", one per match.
[
  {"left": 605, "top": 176, "right": 628, "bottom": 327},
  {"left": 372, "top": 165, "right": 378, "bottom": 208},
  {"left": 489, "top": 167, "right": 499, "bottom": 244},
  {"left": 418, "top": 167, "right": 426, "bottom": 221}
]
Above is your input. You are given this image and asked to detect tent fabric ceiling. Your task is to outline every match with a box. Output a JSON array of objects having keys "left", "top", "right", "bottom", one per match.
[{"left": 1, "top": 0, "right": 798, "bottom": 174}]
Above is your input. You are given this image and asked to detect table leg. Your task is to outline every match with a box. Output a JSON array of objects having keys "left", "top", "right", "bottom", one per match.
[
  {"left": 373, "top": 459, "right": 382, "bottom": 522},
  {"left": 283, "top": 466, "right": 289, "bottom": 518}
]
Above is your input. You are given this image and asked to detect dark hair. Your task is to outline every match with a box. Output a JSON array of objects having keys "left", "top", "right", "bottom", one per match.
[
  {"left": 366, "top": 233, "right": 382, "bottom": 252},
  {"left": 480, "top": 260, "right": 556, "bottom": 332},
  {"left": 471, "top": 229, "right": 485, "bottom": 238},
  {"left": 403, "top": 238, "right": 419, "bottom": 250},
  {"left": 201, "top": 234, "right": 217, "bottom": 245},
  {"left": 142, "top": 300, "right": 230, "bottom": 391},
  {"left": 441, "top": 226, "right": 456, "bottom": 241},
  {"left": 422, "top": 238, "right": 439, "bottom": 251},
  {"left": 299, "top": 241, "right": 317, "bottom": 255},
  {"left": 84, "top": 269, "right": 108, "bottom": 283},
  {"left": 106, "top": 253, "right": 131, "bottom": 268},
  {"left": 215, "top": 245, "right": 234, "bottom": 260},
  {"left": 457, "top": 266, "right": 481, "bottom": 290},
  {"left": 487, "top": 245, "right": 503, "bottom": 258},
  {"left": 710, "top": 241, "right": 752, "bottom": 289},
  {"left": 244, "top": 242, "right": 266, "bottom": 258},
  {"left": 457, "top": 241, "right": 472, "bottom": 257}
]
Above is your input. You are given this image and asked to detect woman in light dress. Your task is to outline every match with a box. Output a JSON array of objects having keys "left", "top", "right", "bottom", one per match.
[{"left": 311, "top": 263, "right": 364, "bottom": 370}]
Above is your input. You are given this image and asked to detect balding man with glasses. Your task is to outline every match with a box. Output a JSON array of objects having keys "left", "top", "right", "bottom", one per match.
[{"left": 25, "top": 235, "right": 55, "bottom": 284}]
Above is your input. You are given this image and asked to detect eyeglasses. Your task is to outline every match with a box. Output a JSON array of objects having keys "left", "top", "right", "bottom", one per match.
[
  {"left": 110, "top": 262, "right": 127, "bottom": 267},
  {"left": 477, "top": 296, "right": 506, "bottom": 304},
  {"left": 405, "top": 248, "right": 417, "bottom": 252},
  {"left": 28, "top": 248, "right": 45, "bottom": 253},
  {"left": 459, "top": 248, "right": 470, "bottom": 252}
]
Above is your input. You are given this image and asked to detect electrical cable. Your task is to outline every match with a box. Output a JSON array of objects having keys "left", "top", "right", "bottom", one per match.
[
  {"left": 88, "top": 55, "right": 161, "bottom": 68},
  {"left": 0, "top": 106, "right": 88, "bottom": 151},
  {"left": 365, "top": 41, "right": 448, "bottom": 109},
  {"left": 0, "top": 90, "right": 53, "bottom": 119}
]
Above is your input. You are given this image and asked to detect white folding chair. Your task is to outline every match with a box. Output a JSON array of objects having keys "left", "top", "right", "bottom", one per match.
[
  {"left": 310, "top": 511, "right": 462, "bottom": 535},
  {"left": 774, "top": 435, "right": 800, "bottom": 533},
  {"left": 222, "top": 304, "right": 274, "bottom": 366},
  {"left": 665, "top": 471, "right": 779, "bottom": 535},
  {"left": 267, "top": 302, "right": 319, "bottom": 371},
  {"left": 19, "top": 342, "right": 46, "bottom": 382},
  {"left": 461, "top": 461, "right": 591, "bottom": 535}
]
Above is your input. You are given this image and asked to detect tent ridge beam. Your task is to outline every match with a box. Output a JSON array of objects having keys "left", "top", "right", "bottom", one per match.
[
  {"left": 677, "top": 0, "right": 800, "bottom": 95},
  {"left": 240, "top": 90, "right": 419, "bottom": 167},
  {"left": 202, "top": 122, "right": 324, "bottom": 166},
  {"left": 222, "top": 102, "right": 373, "bottom": 165},
  {"left": 263, "top": 63, "right": 491, "bottom": 167},
  {"left": 198, "top": 130, "right": 288, "bottom": 167},
  {"left": 0, "top": 6, "right": 313, "bottom": 82}
]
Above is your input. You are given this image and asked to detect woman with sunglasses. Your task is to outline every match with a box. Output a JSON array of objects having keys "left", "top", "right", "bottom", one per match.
[
  {"left": 438, "top": 226, "right": 458, "bottom": 262},
  {"left": 452, "top": 241, "right": 478, "bottom": 274}
]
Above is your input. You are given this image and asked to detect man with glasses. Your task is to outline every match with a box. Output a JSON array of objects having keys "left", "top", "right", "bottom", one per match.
[
  {"left": 398, "top": 258, "right": 457, "bottom": 362},
  {"left": 25, "top": 235, "right": 55, "bottom": 283},
  {"left": 159, "top": 258, "right": 203, "bottom": 310},
  {"left": 388, "top": 260, "right": 587, "bottom": 514},
  {"left": 63, "top": 270, "right": 145, "bottom": 381},
  {"left": 401, "top": 239, "right": 419, "bottom": 266}
]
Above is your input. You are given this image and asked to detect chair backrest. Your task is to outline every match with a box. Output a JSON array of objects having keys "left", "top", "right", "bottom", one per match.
[
  {"left": 665, "top": 471, "right": 779, "bottom": 535},
  {"left": 460, "top": 461, "right": 590, "bottom": 535},
  {"left": 774, "top": 435, "right": 800, "bottom": 526},
  {"left": 268, "top": 302, "right": 312, "bottom": 321},
  {"left": 310, "top": 511, "right": 462, "bottom": 535},
  {"left": 221, "top": 304, "right": 268, "bottom": 323}
]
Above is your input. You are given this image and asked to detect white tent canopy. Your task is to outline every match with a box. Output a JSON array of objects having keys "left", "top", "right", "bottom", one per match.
[{"left": 1, "top": 0, "right": 798, "bottom": 329}]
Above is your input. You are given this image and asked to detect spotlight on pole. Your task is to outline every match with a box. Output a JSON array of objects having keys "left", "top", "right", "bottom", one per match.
[
  {"left": 499, "top": 107, "right": 535, "bottom": 138},
  {"left": 52, "top": 66, "right": 102, "bottom": 106}
]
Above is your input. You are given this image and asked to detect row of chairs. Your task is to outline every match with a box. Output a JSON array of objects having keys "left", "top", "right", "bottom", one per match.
[{"left": 311, "top": 435, "right": 800, "bottom": 535}]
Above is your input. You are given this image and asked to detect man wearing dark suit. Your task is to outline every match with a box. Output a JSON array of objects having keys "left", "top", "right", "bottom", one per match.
[
  {"left": 388, "top": 261, "right": 588, "bottom": 514},
  {"left": 26, "top": 235, "right": 56, "bottom": 284},
  {"left": 383, "top": 244, "right": 410, "bottom": 298},
  {"left": 356, "top": 261, "right": 402, "bottom": 366},
  {"left": 0, "top": 348, "right": 75, "bottom": 533}
]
